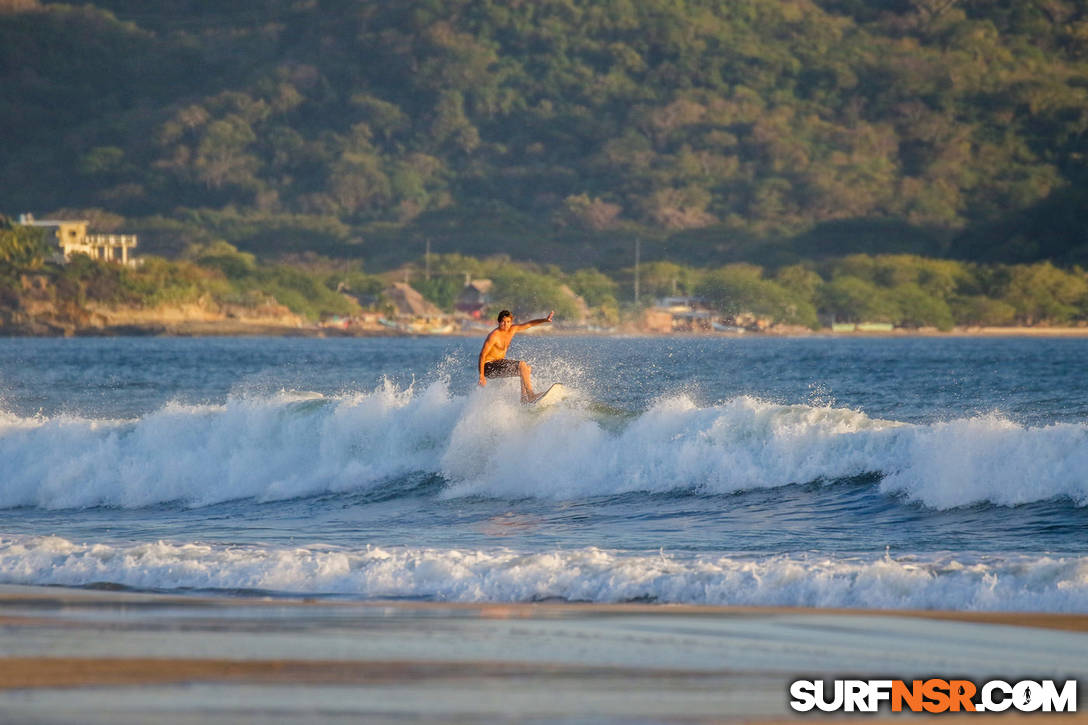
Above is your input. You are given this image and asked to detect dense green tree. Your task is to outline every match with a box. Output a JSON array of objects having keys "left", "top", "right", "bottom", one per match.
[
  {"left": 697, "top": 264, "right": 819, "bottom": 327},
  {"left": 891, "top": 283, "right": 955, "bottom": 330},
  {"left": 994, "top": 262, "right": 1088, "bottom": 324},
  {"left": 193, "top": 116, "right": 261, "bottom": 191},
  {"left": 775, "top": 264, "right": 823, "bottom": 302},
  {"left": 190, "top": 241, "right": 257, "bottom": 278},
  {"left": 633, "top": 261, "right": 702, "bottom": 299},
  {"left": 488, "top": 265, "right": 580, "bottom": 320},
  {"left": 819, "top": 276, "right": 900, "bottom": 323},
  {"left": 0, "top": 217, "right": 48, "bottom": 270},
  {"left": 566, "top": 268, "right": 618, "bottom": 309},
  {"left": 949, "top": 294, "right": 1017, "bottom": 326}
]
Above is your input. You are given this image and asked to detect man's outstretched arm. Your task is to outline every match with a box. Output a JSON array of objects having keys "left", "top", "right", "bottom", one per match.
[{"left": 512, "top": 310, "right": 554, "bottom": 332}]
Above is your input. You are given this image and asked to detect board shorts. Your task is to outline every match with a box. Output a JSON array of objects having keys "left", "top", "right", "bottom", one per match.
[{"left": 484, "top": 359, "right": 522, "bottom": 378}]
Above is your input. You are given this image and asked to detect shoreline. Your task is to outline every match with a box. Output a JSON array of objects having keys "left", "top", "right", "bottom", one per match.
[
  {"left": 2, "top": 583, "right": 1088, "bottom": 631},
  {"left": 0, "top": 585, "right": 1084, "bottom": 722},
  {"left": 3, "top": 322, "right": 1088, "bottom": 338}
]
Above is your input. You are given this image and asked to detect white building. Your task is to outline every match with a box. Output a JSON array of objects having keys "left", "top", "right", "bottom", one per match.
[{"left": 17, "top": 213, "right": 138, "bottom": 266}]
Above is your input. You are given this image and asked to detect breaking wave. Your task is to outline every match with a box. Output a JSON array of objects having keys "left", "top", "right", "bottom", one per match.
[
  {"left": 1, "top": 535, "right": 1085, "bottom": 611},
  {"left": 1, "top": 381, "right": 1086, "bottom": 510}
]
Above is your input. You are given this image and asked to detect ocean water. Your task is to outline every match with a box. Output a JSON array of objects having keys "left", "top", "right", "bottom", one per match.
[{"left": 0, "top": 335, "right": 1086, "bottom": 611}]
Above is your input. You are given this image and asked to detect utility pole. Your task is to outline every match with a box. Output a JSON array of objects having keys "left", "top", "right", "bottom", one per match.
[{"left": 634, "top": 237, "right": 641, "bottom": 305}]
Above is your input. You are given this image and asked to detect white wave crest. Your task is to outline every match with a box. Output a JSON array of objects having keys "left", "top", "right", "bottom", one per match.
[
  {"left": 0, "top": 382, "right": 460, "bottom": 508},
  {"left": 1, "top": 535, "right": 1086, "bottom": 612},
  {"left": 1, "top": 383, "right": 1086, "bottom": 509}
]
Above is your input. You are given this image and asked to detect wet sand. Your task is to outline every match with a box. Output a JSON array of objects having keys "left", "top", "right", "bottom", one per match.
[{"left": 0, "top": 586, "right": 1085, "bottom": 723}]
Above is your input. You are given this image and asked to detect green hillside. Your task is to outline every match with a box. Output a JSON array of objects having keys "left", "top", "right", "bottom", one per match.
[{"left": 2, "top": 0, "right": 1088, "bottom": 269}]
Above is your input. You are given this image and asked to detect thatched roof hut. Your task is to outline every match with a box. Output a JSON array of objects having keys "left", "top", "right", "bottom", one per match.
[{"left": 383, "top": 282, "right": 443, "bottom": 317}]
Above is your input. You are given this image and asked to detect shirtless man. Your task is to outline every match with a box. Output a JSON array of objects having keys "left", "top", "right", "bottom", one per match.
[{"left": 478, "top": 309, "right": 554, "bottom": 402}]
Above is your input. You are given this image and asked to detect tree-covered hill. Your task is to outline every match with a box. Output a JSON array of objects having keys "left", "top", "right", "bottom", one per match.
[{"left": 2, "top": 0, "right": 1087, "bottom": 269}]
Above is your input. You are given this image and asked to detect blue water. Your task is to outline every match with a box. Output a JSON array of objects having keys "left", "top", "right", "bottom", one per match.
[{"left": 0, "top": 336, "right": 1086, "bottom": 610}]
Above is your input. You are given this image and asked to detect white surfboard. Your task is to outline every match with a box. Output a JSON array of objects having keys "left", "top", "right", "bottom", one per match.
[{"left": 527, "top": 383, "right": 569, "bottom": 407}]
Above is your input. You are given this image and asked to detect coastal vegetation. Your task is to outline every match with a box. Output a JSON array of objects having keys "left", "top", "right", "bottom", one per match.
[
  {"left": 407, "top": 251, "right": 1088, "bottom": 330},
  {"left": 4, "top": 212, "right": 1087, "bottom": 332},
  {"left": 3, "top": 0, "right": 1088, "bottom": 332}
]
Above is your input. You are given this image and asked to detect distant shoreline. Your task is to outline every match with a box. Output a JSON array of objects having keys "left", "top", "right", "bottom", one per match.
[
  {"left": 765, "top": 325, "right": 1088, "bottom": 338},
  {"left": 4, "top": 322, "right": 1088, "bottom": 338}
]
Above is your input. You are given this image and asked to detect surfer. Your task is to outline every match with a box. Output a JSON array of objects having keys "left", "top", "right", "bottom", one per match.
[{"left": 478, "top": 309, "right": 554, "bottom": 403}]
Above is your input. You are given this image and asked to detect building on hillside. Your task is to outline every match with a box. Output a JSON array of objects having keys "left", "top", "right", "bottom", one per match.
[
  {"left": 642, "top": 296, "right": 714, "bottom": 332},
  {"left": 718, "top": 311, "right": 770, "bottom": 331},
  {"left": 455, "top": 278, "right": 492, "bottom": 318},
  {"left": 18, "top": 213, "right": 138, "bottom": 266},
  {"left": 657, "top": 296, "right": 703, "bottom": 310},
  {"left": 640, "top": 296, "right": 770, "bottom": 333}
]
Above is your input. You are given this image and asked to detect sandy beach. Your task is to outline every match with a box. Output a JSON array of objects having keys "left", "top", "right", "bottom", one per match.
[{"left": 0, "top": 585, "right": 1084, "bottom": 723}]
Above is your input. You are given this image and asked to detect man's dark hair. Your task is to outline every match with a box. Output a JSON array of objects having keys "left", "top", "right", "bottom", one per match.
[{"left": 497, "top": 309, "right": 512, "bottom": 323}]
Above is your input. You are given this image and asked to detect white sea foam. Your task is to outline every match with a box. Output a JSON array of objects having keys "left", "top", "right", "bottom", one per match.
[
  {"left": 1, "top": 535, "right": 1085, "bottom": 611},
  {"left": 1, "top": 383, "right": 1086, "bottom": 509}
]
